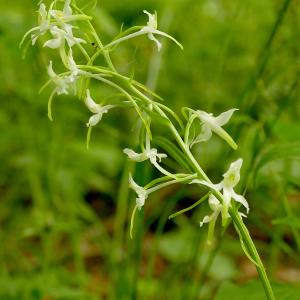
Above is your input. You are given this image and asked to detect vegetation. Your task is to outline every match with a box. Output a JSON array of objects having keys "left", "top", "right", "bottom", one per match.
[{"left": 1, "top": 0, "right": 300, "bottom": 299}]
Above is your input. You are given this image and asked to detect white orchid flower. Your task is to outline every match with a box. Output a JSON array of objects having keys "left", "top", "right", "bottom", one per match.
[
  {"left": 32, "top": 3, "right": 50, "bottom": 45},
  {"left": 49, "top": 0, "right": 72, "bottom": 21},
  {"left": 200, "top": 195, "right": 223, "bottom": 227},
  {"left": 199, "top": 193, "right": 246, "bottom": 243},
  {"left": 129, "top": 174, "right": 148, "bottom": 209},
  {"left": 191, "top": 109, "right": 238, "bottom": 150},
  {"left": 21, "top": 1, "right": 90, "bottom": 49},
  {"left": 84, "top": 89, "right": 115, "bottom": 127},
  {"left": 104, "top": 10, "right": 183, "bottom": 52},
  {"left": 123, "top": 148, "right": 167, "bottom": 164},
  {"left": 21, "top": 3, "right": 50, "bottom": 46},
  {"left": 140, "top": 10, "right": 183, "bottom": 51},
  {"left": 49, "top": 0, "right": 91, "bottom": 23},
  {"left": 47, "top": 61, "right": 69, "bottom": 95},
  {"left": 192, "top": 158, "right": 249, "bottom": 226},
  {"left": 43, "top": 25, "right": 86, "bottom": 49}
]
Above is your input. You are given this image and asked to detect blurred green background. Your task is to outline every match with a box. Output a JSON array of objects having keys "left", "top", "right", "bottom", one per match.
[{"left": 1, "top": 0, "right": 300, "bottom": 299}]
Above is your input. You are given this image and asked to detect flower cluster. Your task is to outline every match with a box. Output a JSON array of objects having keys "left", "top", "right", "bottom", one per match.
[
  {"left": 192, "top": 158, "right": 249, "bottom": 228},
  {"left": 21, "top": 1, "right": 90, "bottom": 97},
  {"left": 26, "top": 0, "right": 87, "bottom": 48},
  {"left": 24, "top": 2, "right": 249, "bottom": 244}
]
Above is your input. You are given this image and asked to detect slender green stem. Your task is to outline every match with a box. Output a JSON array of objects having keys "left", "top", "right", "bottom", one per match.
[
  {"left": 229, "top": 208, "right": 275, "bottom": 300},
  {"left": 168, "top": 193, "right": 209, "bottom": 220},
  {"left": 73, "top": 3, "right": 116, "bottom": 72}
]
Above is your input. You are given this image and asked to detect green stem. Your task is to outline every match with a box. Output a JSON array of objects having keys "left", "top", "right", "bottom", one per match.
[
  {"left": 168, "top": 193, "right": 209, "bottom": 220},
  {"left": 73, "top": 3, "right": 116, "bottom": 72},
  {"left": 230, "top": 209, "right": 275, "bottom": 300}
]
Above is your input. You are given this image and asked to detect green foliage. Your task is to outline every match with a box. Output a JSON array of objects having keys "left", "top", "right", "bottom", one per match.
[
  {"left": 0, "top": 0, "right": 300, "bottom": 299},
  {"left": 215, "top": 280, "right": 300, "bottom": 300}
]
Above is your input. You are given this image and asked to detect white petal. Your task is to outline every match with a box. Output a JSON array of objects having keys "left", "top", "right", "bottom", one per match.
[
  {"left": 129, "top": 174, "right": 148, "bottom": 209},
  {"left": 155, "top": 153, "right": 167, "bottom": 162},
  {"left": 211, "top": 124, "right": 238, "bottom": 150},
  {"left": 63, "top": 0, "right": 72, "bottom": 16},
  {"left": 87, "top": 114, "right": 101, "bottom": 127},
  {"left": 39, "top": 3, "right": 47, "bottom": 20},
  {"left": 223, "top": 158, "right": 243, "bottom": 188},
  {"left": 200, "top": 215, "right": 211, "bottom": 227},
  {"left": 44, "top": 37, "right": 63, "bottom": 48},
  {"left": 85, "top": 90, "right": 101, "bottom": 114},
  {"left": 147, "top": 148, "right": 167, "bottom": 163},
  {"left": 208, "top": 195, "right": 222, "bottom": 212},
  {"left": 214, "top": 109, "right": 238, "bottom": 126},
  {"left": 143, "top": 10, "right": 157, "bottom": 29},
  {"left": 191, "top": 123, "right": 212, "bottom": 147},
  {"left": 123, "top": 149, "right": 148, "bottom": 162},
  {"left": 136, "top": 196, "right": 145, "bottom": 209},
  {"left": 147, "top": 33, "right": 162, "bottom": 51},
  {"left": 222, "top": 187, "right": 232, "bottom": 207},
  {"left": 239, "top": 212, "right": 247, "bottom": 218},
  {"left": 232, "top": 191, "right": 249, "bottom": 213},
  {"left": 47, "top": 61, "right": 56, "bottom": 78}
]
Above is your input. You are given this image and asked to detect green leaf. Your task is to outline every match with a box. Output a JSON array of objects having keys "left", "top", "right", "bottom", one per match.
[
  {"left": 272, "top": 215, "right": 300, "bottom": 229},
  {"left": 155, "top": 136, "right": 193, "bottom": 172},
  {"left": 254, "top": 142, "right": 300, "bottom": 177}
]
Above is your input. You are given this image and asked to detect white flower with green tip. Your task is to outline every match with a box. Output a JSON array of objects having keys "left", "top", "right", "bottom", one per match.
[
  {"left": 123, "top": 147, "right": 167, "bottom": 164},
  {"left": 84, "top": 89, "right": 115, "bottom": 127},
  {"left": 140, "top": 10, "right": 183, "bottom": 51},
  {"left": 192, "top": 158, "right": 249, "bottom": 226},
  {"left": 191, "top": 109, "right": 238, "bottom": 150},
  {"left": 105, "top": 10, "right": 183, "bottom": 52},
  {"left": 47, "top": 61, "right": 69, "bottom": 95},
  {"left": 129, "top": 174, "right": 148, "bottom": 209}
]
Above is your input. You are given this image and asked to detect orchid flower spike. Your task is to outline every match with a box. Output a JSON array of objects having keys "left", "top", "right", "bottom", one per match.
[
  {"left": 141, "top": 10, "right": 183, "bottom": 51},
  {"left": 84, "top": 89, "right": 115, "bottom": 127},
  {"left": 192, "top": 158, "right": 249, "bottom": 226},
  {"left": 47, "top": 61, "right": 69, "bottom": 95},
  {"left": 129, "top": 174, "right": 148, "bottom": 209},
  {"left": 192, "top": 109, "right": 238, "bottom": 150},
  {"left": 123, "top": 147, "right": 167, "bottom": 164}
]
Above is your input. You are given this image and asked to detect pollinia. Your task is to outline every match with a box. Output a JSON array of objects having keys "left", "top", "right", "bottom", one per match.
[{"left": 21, "top": 1, "right": 276, "bottom": 299}]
